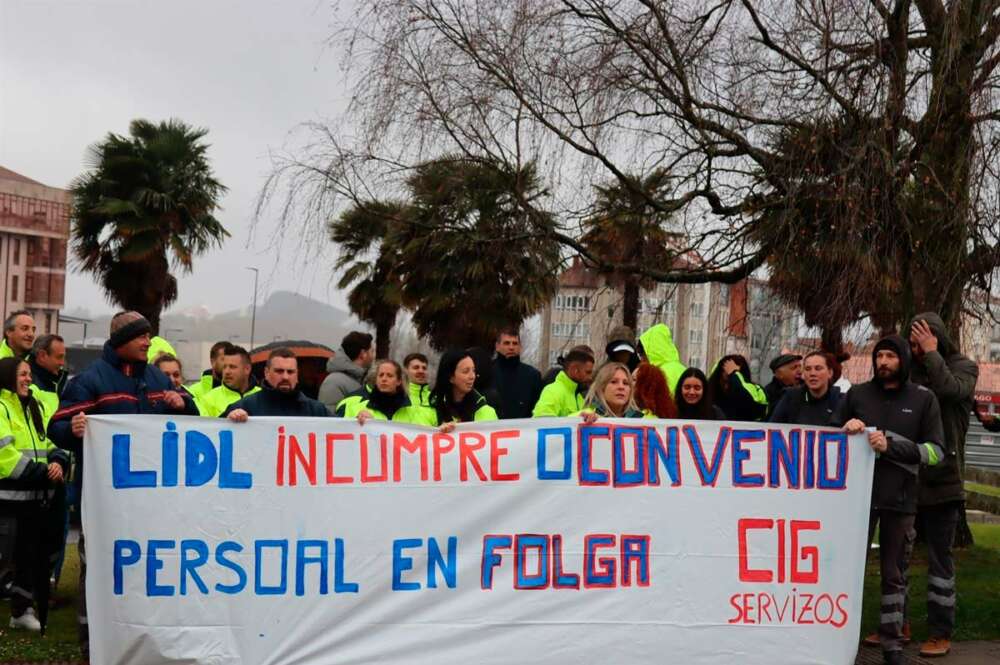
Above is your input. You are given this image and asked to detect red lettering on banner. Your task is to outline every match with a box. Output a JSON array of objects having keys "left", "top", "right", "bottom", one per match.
[
  {"left": 738, "top": 519, "right": 774, "bottom": 582},
  {"left": 738, "top": 517, "right": 823, "bottom": 584},
  {"left": 489, "top": 430, "right": 520, "bottom": 481},
  {"left": 360, "top": 433, "right": 388, "bottom": 483},
  {"left": 325, "top": 433, "right": 354, "bottom": 484},
  {"left": 459, "top": 432, "right": 487, "bottom": 482},
  {"left": 287, "top": 433, "right": 316, "bottom": 486},
  {"left": 791, "top": 521, "right": 821, "bottom": 583},
  {"left": 432, "top": 434, "right": 455, "bottom": 481},
  {"left": 393, "top": 432, "right": 429, "bottom": 482},
  {"left": 727, "top": 592, "right": 849, "bottom": 627},
  {"left": 276, "top": 426, "right": 286, "bottom": 486}
]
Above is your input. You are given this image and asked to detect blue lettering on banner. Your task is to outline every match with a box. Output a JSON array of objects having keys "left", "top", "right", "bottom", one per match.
[
  {"left": 334, "top": 538, "right": 359, "bottom": 593},
  {"left": 817, "top": 432, "right": 848, "bottom": 490},
  {"left": 427, "top": 537, "right": 457, "bottom": 589},
  {"left": 732, "top": 429, "right": 766, "bottom": 488},
  {"left": 255, "top": 540, "right": 289, "bottom": 595},
  {"left": 392, "top": 538, "right": 422, "bottom": 591},
  {"left": 579, "top": 425, "right": 611, "bottom": 484},
  {"left": 179, "top": 540, "right": 209, "bottom": 595},
  {"left": 162, "top": 422, "right": 179, "bottom": 487},
  {"left": 647, "top": 427, "right": 681, "bottom": 486},
  {"left": 146, "top": 540, "right": 175, "bottom": 596},
  {"left": 768, "top": 429, "right": 801, "bottom": 489},
  {"left": 613, "top": 426, "right": 647, "bottom": 487},
  {"left": 112, "top": 434, "right": 156, "bottom": 488},
  {"left": 481, "top": 535, "right": 512, "bottom": 589},
  {"left": 536, "top": 427, "right": 573, "bottom": 480},
  {"left": 111, "top": 423, "right": 254, "bottom": 489},
  {"left": 296, "top": 540, "right": 329, "bottom": 596},
  {"left": 215, "top": 542, "right": 247, "bottom": 594},
  {"left": 113, "top": 540, "right": 141, "bottom": 595}
]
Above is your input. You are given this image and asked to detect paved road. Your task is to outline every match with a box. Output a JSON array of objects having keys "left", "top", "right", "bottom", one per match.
[{"left": 854, "top": 640, "right": 1000, "bottom": 664}]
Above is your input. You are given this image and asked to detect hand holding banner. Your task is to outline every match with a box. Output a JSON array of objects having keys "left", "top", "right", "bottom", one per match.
[{"left": 84, "top": 416, "right": 873, "bottom": 664}]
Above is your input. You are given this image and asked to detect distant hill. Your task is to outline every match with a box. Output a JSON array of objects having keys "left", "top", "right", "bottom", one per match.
[{"left": 66, "top": 291, "right": 360, "bottom": 351}]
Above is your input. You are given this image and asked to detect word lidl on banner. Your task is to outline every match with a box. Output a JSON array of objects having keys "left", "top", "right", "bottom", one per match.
[{"left": 85, "top": 416, "right": 874, "bottom": 665}]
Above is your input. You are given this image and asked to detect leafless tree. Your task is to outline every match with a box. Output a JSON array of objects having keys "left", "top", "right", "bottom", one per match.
[{"left": 262, "top": 0, "right": 1000, "bottom": 338}]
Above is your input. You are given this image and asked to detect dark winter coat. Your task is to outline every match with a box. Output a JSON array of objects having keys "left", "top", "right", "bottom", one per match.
[
  {"left": 222, "top": 381, "right": 331, "bottom": 418},
  {"left": 906, "top": 312, "right": 978, "bottom": 506},
  {"left": 493, "top": 355, "right": 543, "bottom": 420},
  {"left": 48, "top": 342, "right": 199, "bottom": 456},
  {"left": 834, "top": 335, "right": 945, "bottom": 514},
  {"left": 764, "top": 378, "right": 793, "bottom": 419},
  {"left": 770, "top": 385, "right": 843, "bottom": 427}
]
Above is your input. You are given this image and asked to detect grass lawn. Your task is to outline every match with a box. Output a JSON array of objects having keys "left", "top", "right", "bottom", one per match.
[
  {"left": 860, "top": 523, "right": 1000, "bottom": 641},
  {"left": 966, "top": 481, "right": 1000, "bottom": 498},
  {"left": 1, "top": 525, "right": 997, "bottom": 662},
  {"left": 0, "top": 543, "right": 83, "bottom": 662}
]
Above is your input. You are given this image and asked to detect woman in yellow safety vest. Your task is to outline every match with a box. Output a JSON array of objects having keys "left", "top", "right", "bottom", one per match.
[
  {"left": 0, "top": 357, "right": 68, "bottom": 632},
  {"left": 431, "top": 350, "right": 498, "bottom": 429},
  {"left": 351, "top": 359, "right": 436, "bottom": 426}
]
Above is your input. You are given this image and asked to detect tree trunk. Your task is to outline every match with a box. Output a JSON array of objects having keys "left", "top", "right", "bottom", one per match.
[
  {"left": 819, "top": 326, "right": 844, "bottom": 356},
  {"left": 375, "top": 316, "right": 394, "bottom": 359},
  {"left": 623, "top": 279, "right": 640, "bottom": 332}
]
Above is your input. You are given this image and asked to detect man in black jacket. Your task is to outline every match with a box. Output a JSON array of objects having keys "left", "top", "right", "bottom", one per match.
[
  {"left": 224, "top": 348, "right": 330, "bottom": 420},
  {"left": 901, "top": 313, "right": 977, "bottom": 657},
  {"left": 492, "top": 328, "right": 542, "bottom": 420},
  {"left": 837, "top": 335, "right": 945, "bottom": 665},
  {"left": 763, "top": 353, "right": 802, "bottom": 418},
  {"left": 769, "top": 351, "right": 842, "bottom": 426}
]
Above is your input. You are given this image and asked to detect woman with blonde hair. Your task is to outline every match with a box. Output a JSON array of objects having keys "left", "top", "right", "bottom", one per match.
[{"left": 578, "top": 362, "right": 645, "bottom": 422}]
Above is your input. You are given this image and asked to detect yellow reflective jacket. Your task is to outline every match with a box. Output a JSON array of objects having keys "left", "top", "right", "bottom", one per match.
[
  {"left": 198, "top": 383, "right": 262, "bottom": 418},
  {"left": 532, "top": 371, "right": 585, "bottom": 417},
  {"left": 638, "top": 324, "right": 687, "bottom": 395},
  {"left": 0, "top": 388, "right": 68, "bottom": 499}
]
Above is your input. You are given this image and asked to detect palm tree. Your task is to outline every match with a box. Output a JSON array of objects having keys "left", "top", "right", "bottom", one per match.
[
  {"left": 328, "top": 201, "right": 407, "bottom": 358},
  {"left": 70, "top": 118, "right": 228, "bottom": 334},
  {"left": 581, "top": 170, "right": 679, "bottom": 331},
  {"left": 398, "top": 156, "right": 561, "bottom": 350}
]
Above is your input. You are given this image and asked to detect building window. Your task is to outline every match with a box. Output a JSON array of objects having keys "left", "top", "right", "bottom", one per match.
[
  {"left": 12, "top": 239, "right": 20, "bottom": 266},
  {"left": 10, "top": 275, "right": 18, "bottom": 301},
  {"left": 45, "top": 312, "right": 52, "bottom": 332},
  {"left": 552, "top": 322, "right": 590, "bottom": 338},
  {"left": 689, "top": 329, "right": 703, "bottom": 343},
  {"left": 554, "top": 294, "right": 591, "bottom": 311},
  {"left": 689, "top": 302, "right": 704, "bottom": 318}
]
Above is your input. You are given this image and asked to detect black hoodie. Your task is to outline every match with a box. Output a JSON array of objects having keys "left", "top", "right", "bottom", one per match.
[
  {"left": 834, "top": 335, "right": 945, "bottom": 514},
  {"left": 493, "top": 354, "right": 542, "bottom": 419},
  {"left": 906, "top": 312, "right": 977, "bottom": 506}
]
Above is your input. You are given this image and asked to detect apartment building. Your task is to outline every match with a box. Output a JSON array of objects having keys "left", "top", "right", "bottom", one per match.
[
  {"left": 0, "top": 166, "right": 70, "bottom": 333},
  {"left": 538, "top": 258, "right": 800, "bottom": 380}
]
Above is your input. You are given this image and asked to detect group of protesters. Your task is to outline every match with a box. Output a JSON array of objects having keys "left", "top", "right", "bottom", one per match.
[{"left": 0, "top": 306, "right": 981, "bottom": 664}]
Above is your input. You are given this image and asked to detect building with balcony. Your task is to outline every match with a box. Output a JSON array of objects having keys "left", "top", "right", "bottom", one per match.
[{"left": 0, "top": 166, "right": 70, "bottom": 333}]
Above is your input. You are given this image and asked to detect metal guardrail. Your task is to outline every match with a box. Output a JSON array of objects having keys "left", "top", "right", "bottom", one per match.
[{"left": 966, "top": 417, "right": 1000, "bottom": 471}]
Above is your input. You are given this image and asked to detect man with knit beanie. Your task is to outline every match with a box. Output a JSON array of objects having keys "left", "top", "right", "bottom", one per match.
[
  {"left": 47, "top": 311, "right": 198, "bottom": 657},
  {"left": 836, "top": 334, "right": 945, "bottom": 665}
]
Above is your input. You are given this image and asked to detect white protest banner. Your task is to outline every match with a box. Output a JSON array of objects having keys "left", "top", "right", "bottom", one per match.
[{"left": 83, "top": 415, "right": 874, "bottom": 665}]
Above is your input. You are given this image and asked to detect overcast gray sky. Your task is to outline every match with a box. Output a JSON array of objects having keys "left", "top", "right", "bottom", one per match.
[{"left": 0, "top": 0, "right": 351, "bottom": 316}]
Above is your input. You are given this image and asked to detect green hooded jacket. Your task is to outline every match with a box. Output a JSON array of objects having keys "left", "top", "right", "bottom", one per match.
[
  {"left": 408, "top": 382, "right": 432, "bottom": 408},
  {"left": 341, "top": 393, "right": 437, "bottom": 426},
  {"left": 532, "top": 371, "right": 586, "bottom": 417},
  {"left": 906, "top": 312, "right": 977, "bottom": 506},
  {"left": 199, "top": 383, "right": 262, "bottom": 418},
  {"left": 638, "top": 324, "right": 687, "bottom": 395},
  {"left": 147, "top": 336, "right": 177, "bottom": 363},
  {"left": 0, "top": 339, "right": 19, "bottom": 360}
]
